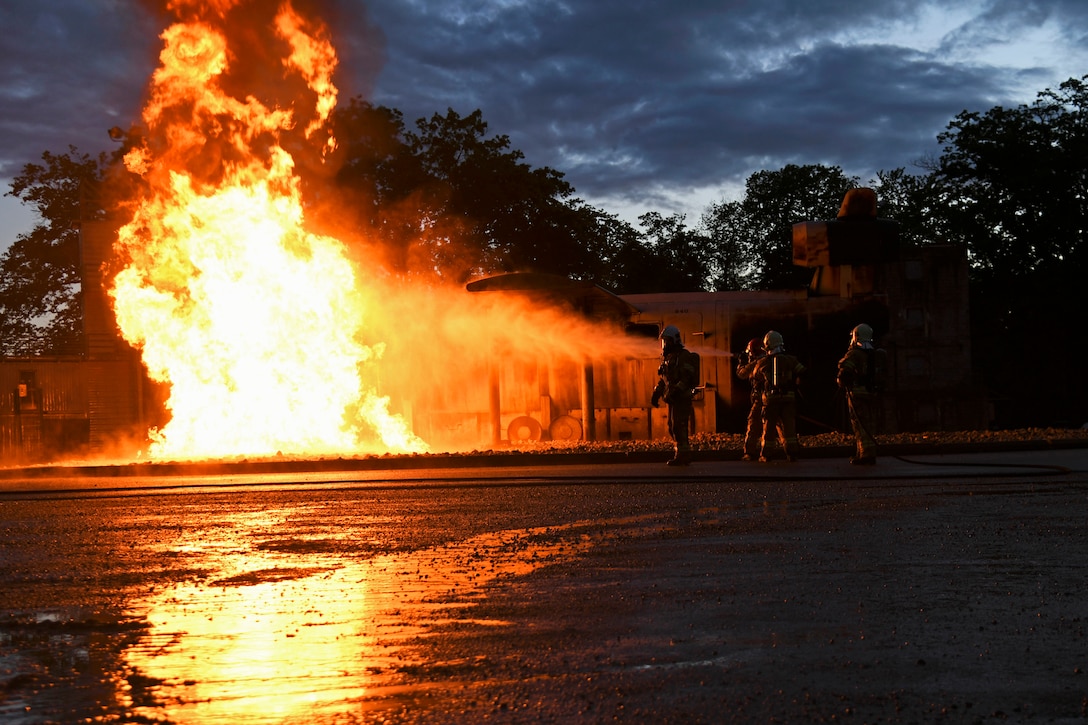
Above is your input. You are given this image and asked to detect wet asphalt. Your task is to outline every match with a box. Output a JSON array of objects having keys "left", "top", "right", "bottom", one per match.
[{"left": 0, "top": 446, "right": 1086, "bottom": 723}]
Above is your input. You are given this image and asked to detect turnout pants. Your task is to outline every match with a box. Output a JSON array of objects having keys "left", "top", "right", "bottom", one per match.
[{"left": 760, "top": 392, "right": 799, "bottom": 460}]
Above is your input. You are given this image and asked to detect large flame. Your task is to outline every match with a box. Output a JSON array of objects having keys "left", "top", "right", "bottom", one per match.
[
  {"left": 111, "top": 2, "right": 425, "bottom": 460},
  {"left": 109, "top": 1, "right": 658, "bottom": 462}
]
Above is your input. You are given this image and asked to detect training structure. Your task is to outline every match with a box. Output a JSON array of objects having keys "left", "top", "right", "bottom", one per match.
[
  {"left": 0, "top": 190, "right": 988, "bottom": 461},
  {"left": 448, "top": 189, "right": 986, "bottom": 446}
]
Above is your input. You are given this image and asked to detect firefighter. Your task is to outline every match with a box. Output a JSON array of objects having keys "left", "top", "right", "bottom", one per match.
[
  {"left": 751, "top": 330, "right": 805, "bottom": 462},
  {"left": 651, "top": 324, "right": 699, "bottom": 466},
  {"left": 735, "top": 337, "right": 765, "bottom": 461},
  {"left": 837, "top": 323, "right": 881, "bottom": 465}
]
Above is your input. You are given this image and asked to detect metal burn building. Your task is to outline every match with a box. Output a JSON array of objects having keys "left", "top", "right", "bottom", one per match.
[
  {"left": 454, "top": 189, "right": 988, "bottom": 446},
  {"left": 0, "top": 222, "right": 157, "bottom": 463},
  {"left": 0, "top": 190, "right": 988, "bottom": 462}
]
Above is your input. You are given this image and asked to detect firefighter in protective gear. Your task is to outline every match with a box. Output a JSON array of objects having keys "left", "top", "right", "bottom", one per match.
[
  {"left": 651, "top": 324, "right": 699, "bottom": 466},
  {"left": 837, "top": 323, "right": 879, "bottom": 464},
  {"left": 735, "top": 337, "right": 765, "bottom": 461},
  {"left": 750, "top": 330, "right": 805, "bottom": 462}
]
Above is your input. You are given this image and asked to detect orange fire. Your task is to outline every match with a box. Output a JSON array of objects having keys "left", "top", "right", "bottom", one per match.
[
  {"left": 110, "top": 2, "right": 425, "bottom": 460},
  {"left": 109, "top": 1, "right": 656, "bottom": 462}
]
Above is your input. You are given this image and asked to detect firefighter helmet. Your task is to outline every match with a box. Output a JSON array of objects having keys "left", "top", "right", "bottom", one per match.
[
  {"left": 763, "top": 330, "right": 783, "bottom": 352},
  {"left": 745, "top": 337, "right": 764, "bottom": 357},
  {"left": 660, "top": 324, "right": 682, "bottom": 353},
  {"left": 851, "top": 323, "right": 874, "bottom": 349}
]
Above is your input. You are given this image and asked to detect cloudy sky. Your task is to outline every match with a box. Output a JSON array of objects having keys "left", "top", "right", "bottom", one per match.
[{"left": 1, "top": 0, "right": 1086, "bottom": 244}]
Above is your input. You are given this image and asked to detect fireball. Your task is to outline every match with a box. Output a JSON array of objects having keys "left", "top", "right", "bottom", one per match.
[{"left": 110, "top": 1, "right": 426, "bottom": 460}]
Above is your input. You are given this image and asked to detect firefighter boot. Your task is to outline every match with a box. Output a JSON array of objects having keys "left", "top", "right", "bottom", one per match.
[{"left": 667, "top": 449, "right": 692, "bottom": 466}]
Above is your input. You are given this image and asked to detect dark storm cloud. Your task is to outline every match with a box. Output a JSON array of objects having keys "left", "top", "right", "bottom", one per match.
[
  {"left": 0, "top": 1, "right": 162, "bottom": 177},
  {"left": 1, "top": 0, "right": 1085, "bottom": 227},
  {"left": 354, "top": 0, "right": 1088, "bottom": 214}
]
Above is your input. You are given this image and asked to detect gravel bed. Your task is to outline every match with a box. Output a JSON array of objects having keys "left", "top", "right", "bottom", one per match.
[{"left": 490, "top": 426, "right": 1088, "bottom": 457}]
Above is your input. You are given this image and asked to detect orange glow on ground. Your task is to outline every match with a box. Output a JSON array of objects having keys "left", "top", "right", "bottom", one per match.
[{"left": 123, "top": 515, "right": 602, "bottom": 722}]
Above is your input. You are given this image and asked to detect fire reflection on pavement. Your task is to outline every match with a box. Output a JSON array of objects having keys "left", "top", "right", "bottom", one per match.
[{"left": 121, "top": 515, "right": 601, "bottom": 722}]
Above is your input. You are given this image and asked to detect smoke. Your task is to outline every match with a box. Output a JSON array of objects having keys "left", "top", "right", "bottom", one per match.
[{"left": 320, "top": 242, "right": 659, "bottom": 451}]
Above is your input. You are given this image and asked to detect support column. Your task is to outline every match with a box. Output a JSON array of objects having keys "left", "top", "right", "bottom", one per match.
[
  {"left": 580, "top": 360, "right": 595, "bottom": 442},
  {"left": 488, "top": 361, "right": 501, "bottom": 446}
]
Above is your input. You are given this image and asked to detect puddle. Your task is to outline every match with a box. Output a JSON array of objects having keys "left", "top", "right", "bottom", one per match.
[
  {"left": 115, "top": 521, "right": 601, "bottom": 722},
  {"left": 0, "top": 491, "right": 675, "bottom": 724}
]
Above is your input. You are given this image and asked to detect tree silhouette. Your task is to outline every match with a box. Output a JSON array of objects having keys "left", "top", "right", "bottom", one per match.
[
  {"left": 701, "top": 164, "right": 858, "bottom": 290},
  {"left": 1, "top": 147, "right": 107, "bottom": 356},
  {"left": 327, "top": 101, "right": 630, "bottom": 285},
  {"left": 929, "top": 76, "right": 1088, "bottom": 426}
]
